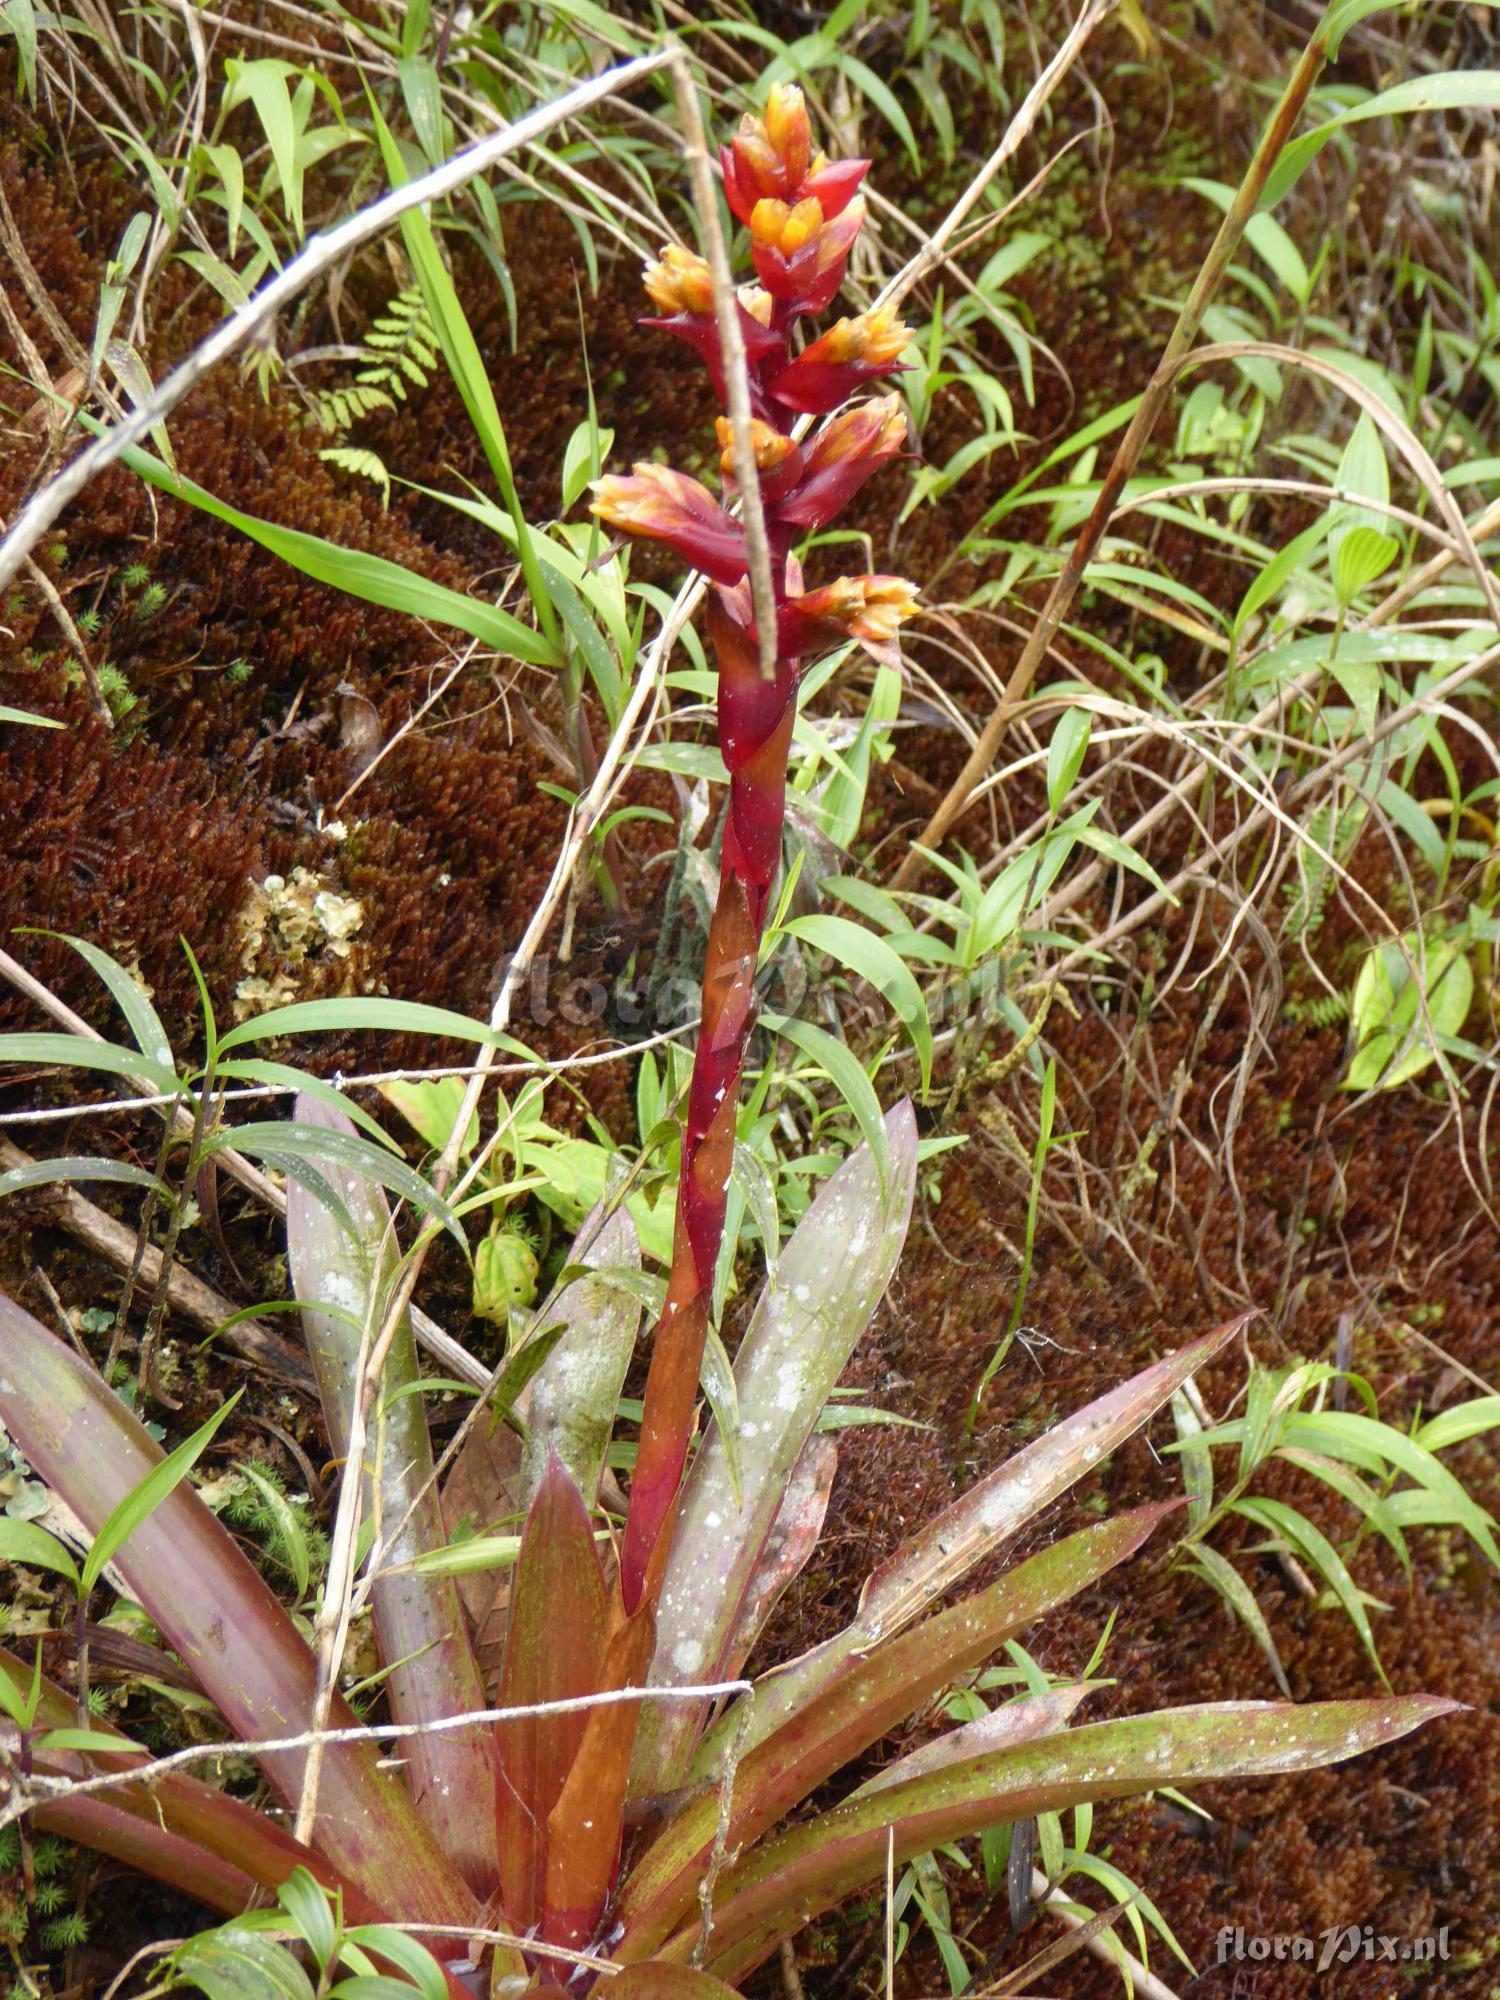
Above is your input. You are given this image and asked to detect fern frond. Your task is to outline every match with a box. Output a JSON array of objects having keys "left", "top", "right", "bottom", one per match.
[{"left": 319, "top": 446, "right": 392, "bottom": 508}]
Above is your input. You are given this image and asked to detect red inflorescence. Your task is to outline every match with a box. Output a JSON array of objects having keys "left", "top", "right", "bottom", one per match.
[{"left": 590, "top": 80, "right": 919, "bottom": 1612}]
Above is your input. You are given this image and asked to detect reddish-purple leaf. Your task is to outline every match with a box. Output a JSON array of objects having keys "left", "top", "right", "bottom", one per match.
[
  {"left": 851, "top": 1684, "right": 1090, "bottom": 1798},
  {"left": 620, "top": 1505, "right": 1174, "bottom": 1956},
  {"left": 494, "top": 1454, "right": 608, "bottom": 1934},
  {"left": 6, "top": 1645, "right": 401, "bottom": 1932},
  {"left": 697, "top": 1318, "right": 1248, "bottom": 1772},
  {"left": 0, "top": 1292, "right": 474, "bottom": 1929}
]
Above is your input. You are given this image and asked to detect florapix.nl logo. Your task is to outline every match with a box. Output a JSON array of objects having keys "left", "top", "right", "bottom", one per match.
[{"left": 1215, "top": 1924, "right": 1452, "bottom": 1972}]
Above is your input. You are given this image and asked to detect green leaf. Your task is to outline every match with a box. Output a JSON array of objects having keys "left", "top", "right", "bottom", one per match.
[
  {"left": 784, "top": 913, "right": 933, "bottom": 1095},
  {"left": 0, "top": 1031, "right": 181, "bottom": 1097},
  {"left": 217, "top": 1122, "right": 465, "bottom": 1248},
  {"left": 37, "top": 933, "right": 175, "bottom": 1071},
  {"left": 2, "top": 0, "right": 37, "bottom": 100},
  {"left": 1233, "top": 1495, "right": 1387, "bottom": 1685},
  {"left": 397, "top": 55, "right": 447, "bottom": 167},
  {"left": 0, "top": 704, "right": 64, "bottom": 728},
  {"left": 168, "top": 1925, "right": 317, "bottom": 2000},
  {"left": 1415, "top": 1396, "right": 1500, "bottom": 1455},
  {"left": 1181, "top": 1543, "right": 1289, "bottom": 1696},
  {"left": 83, "top": 1392, "right": 242, "bottom": 1594},
  {"left": 223, "top": 61, "right": 302, "bottom": 238},
  {"left": 1261, "top": 71, "right": 1500, "bottom": 209},
  {"left": 368, "top": 99, "right": 559, "bottom": 656},
  {"left": 624, "top": 1508, "right": 1177, "bottom": 1959},
  {"left": 120, "top": 444, "right": 556, "bottom": 667},
  {"left": 1346, "top": 931, "right": 1474, "bottom": 1091},
  {"left": 1276, "top": 1446, "right": 1410, "bottom": 1577},
  {"left": 395, "top": 1533, "right": 524, "bottom": 1577},
  {"left": 276, "top": 1868, "right": 337, "bottom": 1971},
  {"left": 761, "top": 1013, "right": 888, "bottom": 1175},
  {"left": 0, "top": 1156, "right": 171, "bottom": 1201},
  {"left": 1046, "top": 706, "right": 1092, "bottom": 813},
  {"left": 378, "top": 1075, "right": 480, "bottom": 1158},
  {"left": 35, "top": 1724, "right": 146, "bottom": 1754},
  {"left": 1334, "top": 526, "right": 1399, "bottom": 603},
  {"left": 0, "top": 1517, "right": 79, "bottom": 1588},
  {"left": 216, "top": 1061, "right": 400, "bottom": 1151},
  {"left": 217, "top": 997, "right": 512, "bottom": 1054},
  {"left": 340, "top": 1929, "right": 447, "bottom": 2000},
  {"left": 0, "top": 1649, "right": 41, "bottom": 1729}
]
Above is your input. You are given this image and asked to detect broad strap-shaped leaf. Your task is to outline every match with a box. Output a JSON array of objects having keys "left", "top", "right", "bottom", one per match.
[
  {"left": 287, "top": 1094, "right": 500, "bottom": 1896},
  {"left": 694, "top": 1316, "right": 1246, "bottom": 1775},
  {"left": 633, "top": 1102, "right": 918, "bottom": 1798},
  {"left": 673, "top": 1695, "right": 1460, "bottom": 1983},
  {"left": 619, "top": 1505, "right": 1174, "bottom": 1956},
  {"left": 542, "top": 1592, "right": 656, "bottom": 1960},
  {"left": 36, "top": 1792, "right": 261, "bottom": 1918},
  {"left": 5, "top": 1646, "right": 404, "bottom": 1934},
  {"left": 849, "top": 1684, "right": 1090, "bottom": 1798},
  {"left": 522, "top": 1201, "right": 642, "bottom": 1509},
  {"left": 0, "top": 1292, "right": 474, "bottom": 1929},
  {"left": 494, "top": 1455, "right": 609, "bottom": 1935}
]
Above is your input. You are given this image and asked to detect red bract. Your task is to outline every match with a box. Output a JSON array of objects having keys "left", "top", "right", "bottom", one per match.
[
  {"left": 775, "top": 393, "right": 908, "bottom": 527},
  {"left": 591, "top": 82, "right": 918, "bottom": 1620},
  {"left": 592, "top": 465, "right": 748, "bottom": 585}
]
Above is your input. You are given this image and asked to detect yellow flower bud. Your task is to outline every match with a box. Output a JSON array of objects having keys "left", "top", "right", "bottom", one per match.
[
  {"left": 763, "top": 82, "right": 812, "bottom": 184},
  {"left": 714, "top": 416, "right": 799, "bottom": 479},
  {"left": 643, "top": 242, "right": 715, "bottom": 315}
]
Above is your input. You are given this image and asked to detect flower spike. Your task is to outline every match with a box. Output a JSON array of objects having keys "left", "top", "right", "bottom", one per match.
[{"left": 602, "top": 71, "right": 914, "bottom": 1616}]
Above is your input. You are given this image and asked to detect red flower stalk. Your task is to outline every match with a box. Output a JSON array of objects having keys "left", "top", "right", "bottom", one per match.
[{"left": 591, "top": 81, "right": 918, "bottom": 1614}]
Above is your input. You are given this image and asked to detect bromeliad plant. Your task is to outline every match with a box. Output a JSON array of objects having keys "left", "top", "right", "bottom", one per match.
[
  {"left": 0, "top": 80, "right": 1463, "bottom": 2000},
  {"left": 0, "top": 1117, "right": 1459, "bottom": 1997}
]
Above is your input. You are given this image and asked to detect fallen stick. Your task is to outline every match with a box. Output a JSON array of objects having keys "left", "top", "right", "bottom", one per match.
[{"left": 0, "top": 1136, "right": 314, "bottom": 1389}]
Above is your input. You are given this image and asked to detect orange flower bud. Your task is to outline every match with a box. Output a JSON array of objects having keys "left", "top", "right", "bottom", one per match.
[
  {"left": 808, "top": 392, "right": 908, "bottom": 466},
  {"left": 808, "top": 303, "right": 911, "bottom": 368},
  {"left": 589, "top": 464, "right": 747, "bottom": 585},
  {"left": 643, "top": 243, "right": 715, "bottom": 316},
  {"left": 749, "top": 194, "right": 824, "bottom": 255},
  {"left": 798, "top": 574, "right": 919, "bottom": 644},
  {"left": 762, "top": 82, "right": 811, "bottom": 186},
  {"left": 714, "top": 416, "right": 799, "bottom": 479}
]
